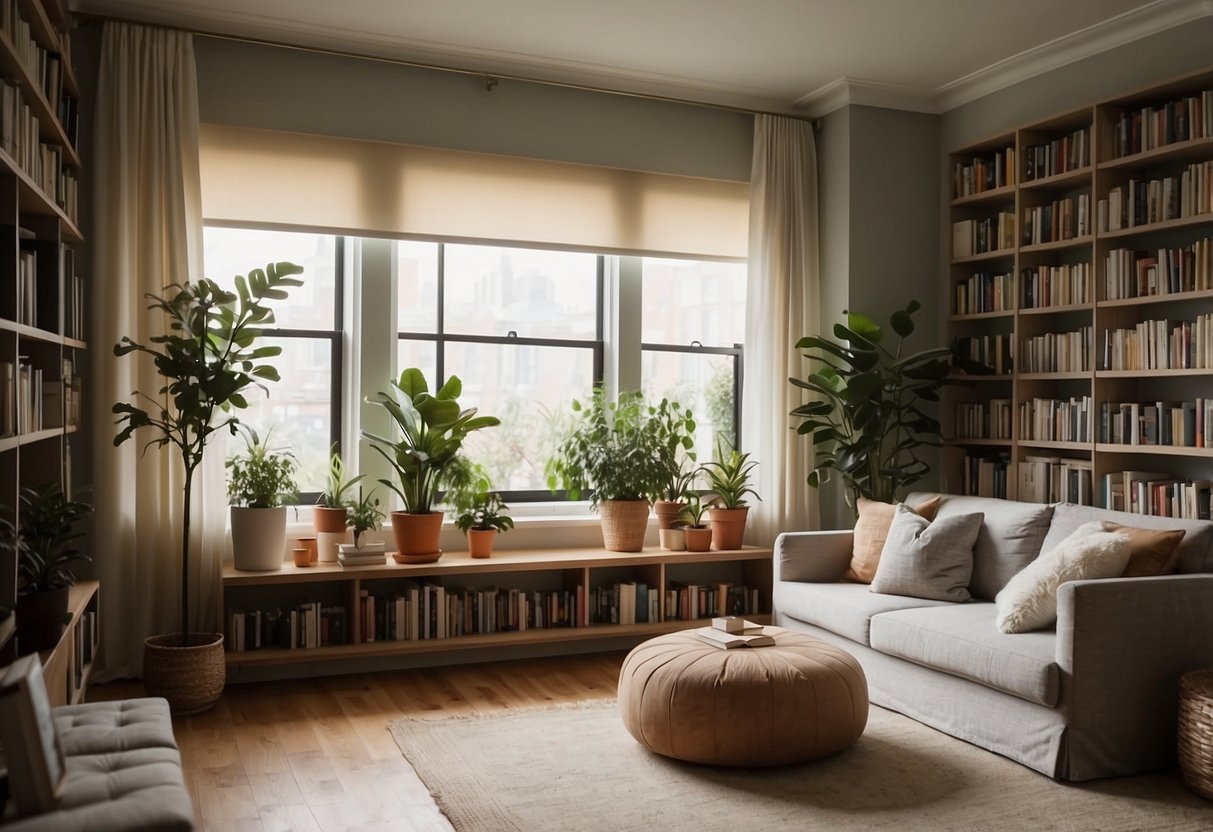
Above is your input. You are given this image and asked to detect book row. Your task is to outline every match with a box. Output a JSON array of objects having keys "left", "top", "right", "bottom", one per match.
[
  {"left": 952, "top": 147, "right": 1015, "bottom": 199},
  {"left": 0, "top": 0, "right": 64, "bottom": 107},
  {"left": 0, "top": 78, "right": 79, "bottom": 219},
  {"left": 1019, "top": 396, "right": 1092, "bottom": 443},
  {"left": 1019, "top": 326, "right": 1092, "bottom": 373},
  {"left": 1019, "top": 455, "right": 1093, "bottom": 505},
  {"left": 0, "top": 358, "right": 79, "bottom": 437},
  {"left": 1110, "top": 91, "right": 1213, "bottom": 159},
  {"left": 1099, "top": 399, "right": 1213, "bottom": 448},
  {"left": 1103, "top": 239, "right": 1213, "bottom": 300},
  {"left": 955, "top": 334, "right": 1013, "bottom": 375},
  {"left": 1103, "top": 472, "right": 1211, "bottom": 520},
  {"left": 953, "top": 399, "right": 1011, "bottom": 440},
  {"left": 952, "top": 212, "right": 1016, "bottom": 258},
  {"left": 1023, "top": 127, "right": 1090, "bottom": 181},
  {"left": 1100, "top": 315, "right": 1213, "bottom": 371},
  {"left": 15, "top": 248, "right": 35, "bottom": 326},
  {"left": 959, "top": 452, "right": 1010, "bottom": 500},
  {"left": 226, "top": 602, "right": 348, "bottom": 651},
  {"left": 1022, "top": 194, "right": 1090, "bottom": 245},
  {"left": 953, "top": 271, "right": 1013, "bottom": 315},
  {"left": 1098, "top": 163, "right": 1213, "bottom": 232},
  {"left": 1022, "top": 262, "right": 1091, "bottom": 309}
]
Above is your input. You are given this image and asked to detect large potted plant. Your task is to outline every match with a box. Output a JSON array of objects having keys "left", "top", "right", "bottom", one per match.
[
  {"left": 314, "top": 444, "right": 362, "bottom": 533},
  {"left": 790, "top": 300, "right": 953, "bottom": 513},
  {"left": 363, "top": 367, "right": 500, "bottom": 563},
  {"left": 0, "top": 483, "right": 92, "bottom": 654},
  {"left": 226, "top": 428, "right": 299, "bottom": 571},
  {"left": 546, "top": 388, "right": 665, "bottom": 552},
  {"left": 112, "top": 262, "right": 302, "bottom": 713},
  {"left": 701, "top": 443, "right": 760, "bottom": 550},
  {"left": 649, "top": 397, "right": 698, "bottom": 530}
]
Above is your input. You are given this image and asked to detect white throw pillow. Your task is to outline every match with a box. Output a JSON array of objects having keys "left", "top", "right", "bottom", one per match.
[{"left": 994, "top": 521, "right": 1130, "bottom": 634}]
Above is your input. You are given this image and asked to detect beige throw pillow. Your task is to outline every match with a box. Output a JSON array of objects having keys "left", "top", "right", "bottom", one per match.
[
  {"left": 1101, "top": 522, "right": 1185, "bottom": 577},
  {"left": 870, "top": 504, "right": 983, "bottom": 602},
  {"left": 846, "top": 496, "right": 942, "bottom": 584}
]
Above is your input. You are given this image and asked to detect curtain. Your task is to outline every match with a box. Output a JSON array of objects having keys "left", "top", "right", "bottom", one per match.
[
  {"left": 741, "top": 115, "right": 820, "bottom": 544},
  {"left": 91, "top": 23, "right": 221, "bottom": 679}
]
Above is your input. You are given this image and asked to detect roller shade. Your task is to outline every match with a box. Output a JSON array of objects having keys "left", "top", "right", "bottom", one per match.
[{"left": 199, "top": 123, "right": 749, "bottom": 259}]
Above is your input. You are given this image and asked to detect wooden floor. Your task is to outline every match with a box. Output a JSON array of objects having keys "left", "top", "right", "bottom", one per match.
[{"left": 89, "top": 652, "right": 626, "bottom": 831}]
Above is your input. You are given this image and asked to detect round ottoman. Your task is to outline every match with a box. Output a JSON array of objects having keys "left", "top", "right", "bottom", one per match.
[{"left": 618, "top": 627, "right": 868, "bottom": 766}]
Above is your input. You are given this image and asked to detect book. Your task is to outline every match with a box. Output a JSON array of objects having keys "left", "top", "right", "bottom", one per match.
[
  {"left": 694, "top": 626, "right": 775, "bottom": 650},
  {"left": 712, "top": 616, "right": 764, "bottom": 634}
]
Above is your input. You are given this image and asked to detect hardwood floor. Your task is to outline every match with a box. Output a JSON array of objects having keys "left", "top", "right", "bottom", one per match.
[{"left": 89, "top": 652, "right": 626, "bottom": 831}]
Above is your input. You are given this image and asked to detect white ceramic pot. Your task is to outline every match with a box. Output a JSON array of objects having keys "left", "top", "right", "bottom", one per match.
[
  {"left": 230, "top": 506, "right": 288, "bottom": 571},
  {"left": 659, "top": 528, "right": 686, "bottom": 551}
]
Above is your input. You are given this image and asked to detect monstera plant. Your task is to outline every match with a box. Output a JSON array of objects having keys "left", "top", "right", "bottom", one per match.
[{"left": 789, "top": 300, "right": 953, "bottom": 511}]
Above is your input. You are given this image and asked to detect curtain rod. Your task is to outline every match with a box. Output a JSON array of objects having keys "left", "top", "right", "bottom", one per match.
[{"left": 74, "top": 11, "right": 818, "bottom": 126}]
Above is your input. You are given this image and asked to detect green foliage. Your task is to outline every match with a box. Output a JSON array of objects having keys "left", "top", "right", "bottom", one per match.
[
  {"left": 790, "top": 300, "right": 953, "bottom": 509},
  {"left": 363, "top": 368, "right": 501, "bottom": 514},
  {"left": 704, "top": 364, "right": 737, "bottom": 456},
  {"left": 226, "top": 428, "right": 299, "bottom": 508},
  {"left": 317, "top": 444, "right": 363, "bottom": 509},
  {"left": 545, "top": 388, "right": 666, "bottom": 509},
  {"left": 112, "top": 262, "right": 302, "bottom": 637},
  {"left": 678, "top": 493, "right": 710, "bottom": 528},
  {"left": 701, "top": 442, "right": 761, "bottom": 509},
  {"left": 0, "top": 483, "right": 92, "bottom": 595},
  {"left": 649, "top": 397, "right": 697, "bottom": 501},
  {"left": 454, "top": 492, "right": 515, "bottom": 535},
  {"left": 346, "top": 488, "right": 385, "bottom": 547}
]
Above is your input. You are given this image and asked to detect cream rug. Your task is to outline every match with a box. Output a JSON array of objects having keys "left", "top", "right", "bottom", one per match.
[{"left": 389, "top": 701, "right": 1209, "bottom": 832}]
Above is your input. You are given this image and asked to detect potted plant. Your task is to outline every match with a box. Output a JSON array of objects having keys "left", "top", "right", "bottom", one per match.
[
  {"left": 363, "top": 367, "right": 500, "bottom": 563},
  {"left": 113, "top": 262, "right": 303, "bottom": 713},
  {"left": 454, "top": 491, "right": 515, "bottom": 558},
  {"left": 315, "top": 444, "right": 363, "bottom": 533},
  {"left": 790, "top": 300, "right": 953, "bottom": 513},
  {"left": 343, "top": 487, "right": 386, "bottom": 553},
  {"left": 227, "top": 427, "right": 299, "bottom": 571},
  {"left": 0, "top": 483, "right": 92, "bottom": 655},
  {"left": 701, "top": 443, "right": 760, "bottom": 550},
  {"left": 650, "top": 397, "right": 698, "bottom": 530},
  {"left": 679, "top": 494, "right": 713, "bottom": 553},
  {"left": 546, "top": 388, "right": 665, "bottom": 552}
]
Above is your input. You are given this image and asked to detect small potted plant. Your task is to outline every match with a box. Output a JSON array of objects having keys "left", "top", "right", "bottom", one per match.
[
  {"left": 227, "top": 428, "right": 299, "bottom": 571},
  {"left": 0, "top": 483, "right": 92, "bottom": 654},
  {"left": 315, "top": 444, "right": 363, "bottom": 533},
  {"left": 455, "top": 491, "right": 515, "bottom": 558},
  {"left": 650, "top": 398, "right": 697, "bottom": 530},
  {"left": 338, "top": 488, "right": 387, "bottom": 564},
  {"left": 701, "top": 442, "right": 760, "bottom": 550},
  {"left": 679, "top": 494, "right": 713, "bottom": 553}
]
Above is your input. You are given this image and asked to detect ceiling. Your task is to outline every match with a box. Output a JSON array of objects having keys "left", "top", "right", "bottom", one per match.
[{"left": 70, "top": 0, "right": 1212, "bottom": 114}]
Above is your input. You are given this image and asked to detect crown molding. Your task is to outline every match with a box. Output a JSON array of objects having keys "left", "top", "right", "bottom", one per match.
[{"left": 794, "top": 78, "right": 936, "bottom": 118}]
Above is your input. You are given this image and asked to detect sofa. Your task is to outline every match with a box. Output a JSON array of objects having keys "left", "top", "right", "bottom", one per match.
[{"left": 772, "top": 492, "right": 1213, "bottom": 781}]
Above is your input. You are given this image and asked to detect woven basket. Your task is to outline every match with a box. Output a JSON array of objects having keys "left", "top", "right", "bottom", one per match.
[
  {"left": 598, "top": 500, "right": 651, "bottom": 552},
  {"left": 1178, "top": 669, "right": 1213, "bottom": 800},
  {"left": 143, "top": 632, "right": 226, "bottom": 716}
]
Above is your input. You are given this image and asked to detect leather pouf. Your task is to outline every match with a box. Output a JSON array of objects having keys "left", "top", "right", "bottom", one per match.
[{"left": 618, "top": 627, "right": 869, "bottom": 766}]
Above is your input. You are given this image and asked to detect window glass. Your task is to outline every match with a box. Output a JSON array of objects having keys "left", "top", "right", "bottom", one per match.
[
  {"left": 395, "top": 340, "right": 438, "bottom": 388},
  {"left": 642, "top": 350, "right": 738, "bottom": 459},
  {"left": 397, "top": 241, "right": 439, "bottom": 334},
  {"left": 641, "top": 258, "right": 746, "bottom": 348}
]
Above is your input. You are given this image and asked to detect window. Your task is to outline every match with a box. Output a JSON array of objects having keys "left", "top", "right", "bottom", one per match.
[{"left": 202, "top": 227, "right": 343, "bottom": 499}]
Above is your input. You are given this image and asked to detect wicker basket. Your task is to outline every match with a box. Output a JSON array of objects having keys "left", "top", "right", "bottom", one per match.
[
  {"left": 143, "top": 632, "right": 226, "bottom": 716},
  {"left": 1178, "top": 668, "right": 1213, "bottom": 800},
  {"left": 598, "top": 500, "right": 651, "bottom": 552}
]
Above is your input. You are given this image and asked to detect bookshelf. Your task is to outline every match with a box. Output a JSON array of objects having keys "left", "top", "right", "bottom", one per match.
[
  {"left": 220, "top": 545, "right": 772, "bottom": 675},
  {"left": 0, "top": 0, "right": 85, "bottom": 662},
  {"left": 944, "top": 66, "right": 1213, "bottom": 518}
]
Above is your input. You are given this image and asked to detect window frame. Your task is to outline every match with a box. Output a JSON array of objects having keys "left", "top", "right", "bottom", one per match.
[{"left": 640, "top": 340, "right": 744, "bottom": 453}]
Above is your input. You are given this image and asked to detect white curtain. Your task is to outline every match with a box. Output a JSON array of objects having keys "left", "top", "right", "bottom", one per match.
[
  {"left": 742, "top": 115, "right": 820, "bottom": 544},
  {"left": 91, "top": 23, "right": 222, "bottom": 679}
]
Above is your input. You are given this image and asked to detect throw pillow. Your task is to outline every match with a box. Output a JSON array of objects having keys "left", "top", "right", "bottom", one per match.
[
  {"left": 846, "top": 496, "right": 942, "bottom": 584},
  {"left": 1101, "top": 521, "right": 1185, "bottom": 577},
  {"left": 870, "top": 504, "right": 983, "bottom": 602},
  {"left": 994, "top": 521, "right": 1130, "bottom": 634}
]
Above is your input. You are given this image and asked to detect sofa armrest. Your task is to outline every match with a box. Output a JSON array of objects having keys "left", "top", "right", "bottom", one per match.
[
  {"left": 774, "top": 530, "right": 853, "bottom": 583},
  {"left": 1055, "top": 574, "right": 1213, "bottom": 780}
]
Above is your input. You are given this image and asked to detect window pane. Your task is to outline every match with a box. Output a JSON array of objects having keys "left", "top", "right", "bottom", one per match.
[
  {"left": 446, "top": 342, "right": 595, "bottom": 492},
  {"left": 203, "top": 227, "right": 337, "bottom": 331},
  {"left": 395, "top": 339, "right": 438, "bottom": 385},
  {"left": 443, "top": 244, "right": 597, "bottom": 339},
  {"left": 397, "top": 240, "right": 439, "bottom": 333},
  {"left": 235, "top": 337, "right": 333, "bottom": 496},
  {"left": 642, "top": 350, "right": 737, "bottom": 460},
  {"left": 641, "top": 258, "right": 746, "bottom": 348}
]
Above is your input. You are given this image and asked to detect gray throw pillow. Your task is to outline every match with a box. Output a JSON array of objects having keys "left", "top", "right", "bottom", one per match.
[{"left": 870, "top": 504, "right": 984, "bottom": 602}]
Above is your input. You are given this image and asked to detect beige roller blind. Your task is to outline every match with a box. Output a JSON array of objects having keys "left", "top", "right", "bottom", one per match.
[{"left": 199, "top": 123, "right": 749, "bottom": 259}]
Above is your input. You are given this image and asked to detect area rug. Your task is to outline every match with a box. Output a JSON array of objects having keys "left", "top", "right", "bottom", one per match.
[{"left": 389, "top": 701, "right": 1209, "bottom": 832}]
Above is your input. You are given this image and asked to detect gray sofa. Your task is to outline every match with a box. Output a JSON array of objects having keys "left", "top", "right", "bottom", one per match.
[{"left": 773, "top": 492, "right": 1213, "bottom": 781}]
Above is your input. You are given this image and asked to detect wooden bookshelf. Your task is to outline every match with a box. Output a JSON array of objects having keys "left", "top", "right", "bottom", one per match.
[
  {"left": 39, "top": 580, "right": 99, "bottom": 706},
  {"left": 944, "top": 66, "right": 1213, "bottom": 515}
]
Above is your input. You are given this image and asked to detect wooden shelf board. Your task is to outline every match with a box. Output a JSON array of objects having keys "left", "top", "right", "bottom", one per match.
[
  {"left": 0, "top": 145, "right": 83, "bottom": 239},
  {"left": 1020, "top": 167, "right": 1092, "bottom": 190},
  {"left": 1019, "top": 303, "right": 1093, "bottom": 315},
  {"left": 14, "top": 427, "right": 65, "bottom": 446},
  {"left": 1097, "top": 213, "right": 1213, "bottom": 240},
  {"left": 950, "top": 184, "right": 1015, "bottom": 207},
  {"left": 1095, "top": 443, "right": 1213, "bottom": 458},
  {"left": 1097, "top": 368, "right": 1213, "bottom": 378},
  {"left": 1097, "top": 289, "right": 1213, "bottom": 309},
  {"left": 946, "top": 374, "right": 1013, "bottom": 382},
  {"left": 1016, "top": 372, "right": 1091, "bottom": 381},
  {"left": 1020, "top": 236, "right": 1094, "bottom": 254},
  {"left": 1018, "top": 440, "right": 1092, "bottom": 452},
  {"left": 1097, "top": 135, "right": 1213, "bottom": 171},
  {"left": 944, "top": 438, "right": 1011, "bottom": 447},
  {"left": 951, "top": 248, "right": 1015, "bottom": 265},
  {"left": 949, "top": 309, "right": 1015, "bottom": 322}
]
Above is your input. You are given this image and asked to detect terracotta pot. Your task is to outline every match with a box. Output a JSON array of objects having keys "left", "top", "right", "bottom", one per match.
[
  {"left": 313, "top": 506, "right": 348, "bottom": 533},
  {"left": 467, "top": 528, "right": 496, "bottom": 558},
  {"left": 292, "top": 548, "right": 311, "bottom": 567},
  {"left": 15, "top": 586, "right": 69, "bottom": 655},
  {"left": 597, "top": 499, "right": 651, "bottom": 552},
  {"left": 684, "top": 526, "right": 713, "bottom": 552},
  {"left": 391, "top": 511, "right": 444, "bottom": 557},
  {"left": 708, "top": 506, "right": 749, "bottom": 550},
  {"left": 653, "top": 500, "right": 686, "bottom": 530},
  {"left": 296, "top": 536, "right": 319, "bottom": 564},
  {"left": 231, "top": 506, "right": 287, "bottom": 571},
  {"left": 143, "top": 632, "right": 225, "bottom": 715}
]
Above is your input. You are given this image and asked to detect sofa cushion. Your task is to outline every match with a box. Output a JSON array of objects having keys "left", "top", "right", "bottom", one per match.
[
  {"left": 1103, "top": 522, "right": 1185, "bottom": 577},
  {"left": 870, "top": 603, "right": 1061, "bottom": 707},
  {"left": 1042, "top": 502, "right": 1213, "bottom": 574},
  {"left": 54, "top": 698, "right": 179, "bottom": 757},
  {"left": 870, "top": 505, "right": 982, "bottom": 602},
  {"left": 772, "top": 580, "right": 951, "bottom": 646},
  {"left": 917, "top": 494, "right": 1054, "bottom": 600},
  {"left": 845, "top": 496, "right": 941, "bottom": 583}
]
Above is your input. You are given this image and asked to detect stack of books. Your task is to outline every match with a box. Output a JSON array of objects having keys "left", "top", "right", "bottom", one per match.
[
  {"left": 338, "top": 542, "right": 387, "bottom": 567},
  {"left": 694, "top": 617, "right": 775, "bottom": 650}
]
